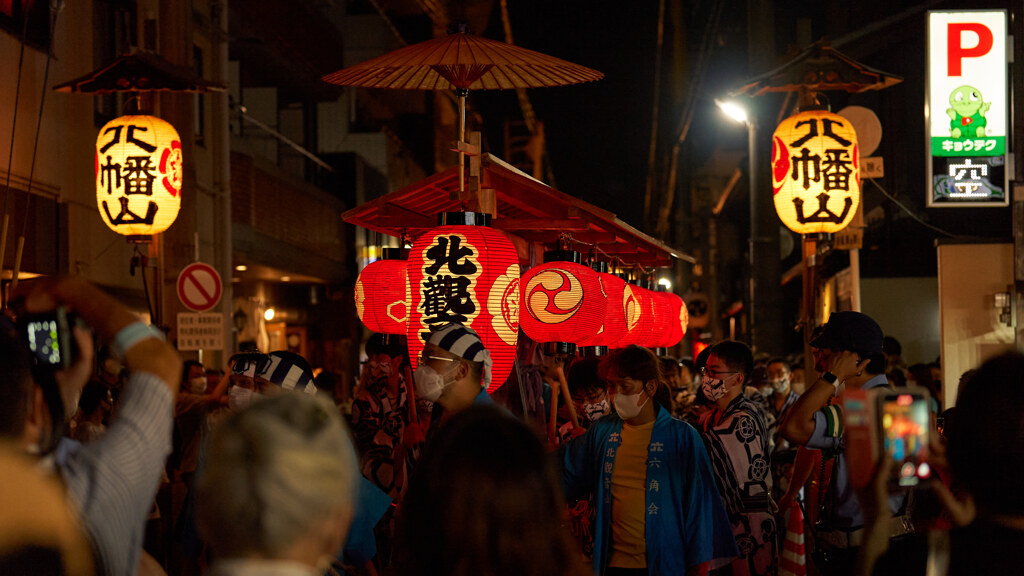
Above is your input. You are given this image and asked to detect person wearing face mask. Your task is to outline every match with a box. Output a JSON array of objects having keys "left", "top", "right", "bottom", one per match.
[
  {"left": 351, "top": 333, "right": 418, "bottom": 501},
  {"left": 697, "top": 340, "right": 777, "bottom": 576},
  {"left": 413, "top": 323, "right": 494, "bottom": 440},
  {"left": 560, "top": 345, "right": 737, "bottom": 576}
]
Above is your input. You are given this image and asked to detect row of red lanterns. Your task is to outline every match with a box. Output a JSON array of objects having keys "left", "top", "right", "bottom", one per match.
[{"left": 353, "top": 216, "right": 688, "bottom": 391}]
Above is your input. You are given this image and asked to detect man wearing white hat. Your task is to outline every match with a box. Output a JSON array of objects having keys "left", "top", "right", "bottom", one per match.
[{"left": 413, "top": 323, "right": 493, "bottom": 435}]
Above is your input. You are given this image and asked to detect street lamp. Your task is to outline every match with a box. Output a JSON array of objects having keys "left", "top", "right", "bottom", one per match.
[
  {"left": 715, "top": 99, "right": 749, "bottom": 125},
  {"left": 714, "top": 99, "right": 783, "bottom": 354}
]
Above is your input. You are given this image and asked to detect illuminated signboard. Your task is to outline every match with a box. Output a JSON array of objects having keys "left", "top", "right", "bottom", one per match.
[{"left": 927, "top": 10, "right": 1008, "bottom": 207}]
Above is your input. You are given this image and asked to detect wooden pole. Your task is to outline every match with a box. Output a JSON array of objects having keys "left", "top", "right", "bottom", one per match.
[{"left": 802, "top": 235, "right": 817, "bottom": 380}]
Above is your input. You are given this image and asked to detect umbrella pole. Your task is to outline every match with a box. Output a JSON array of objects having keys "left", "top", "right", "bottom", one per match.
[{"left": 457, "top": 89, "right": 467, "bottom": 197}]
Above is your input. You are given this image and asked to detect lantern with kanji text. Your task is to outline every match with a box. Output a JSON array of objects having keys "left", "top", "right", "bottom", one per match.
[
  {"left": 520, "top": 251, "right": 606, "bottom": 355},
  {"left": 96, "top": 115, "right": 182, "bottom": 239},
  {"left": 406, "top": 213, "right": 520, "bottom": 393},
  {"left": 354, "top": 248, "right": 410, "bottom": 339},
  {"left": 771, "top": 109, "right": 860, "bottom": 234}
]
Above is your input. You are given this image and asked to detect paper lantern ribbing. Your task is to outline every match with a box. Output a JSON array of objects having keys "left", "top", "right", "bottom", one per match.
[
  {"left": 520, "top": 262, "right": 606, "bottom": 345},
  {"left": 407, "top": 225, "right": 520, "bottom": 393},
  {"left": 95, "top": 115, "right": 182, "bottom": 236},
  {"left": 647, "top": 291, "right": 687, "bottom": 348},
  {"left": 577, "top": 273, "right": 628, "bottom": 348},
  {"left": 771, "top": 110, "right": 860, "bottom": 235},
  {"left": 617, "top": 284, "right": 653, "bottom": 348},
  {"left": 355, "top": 259, "right": 410, "bottom": 335}
]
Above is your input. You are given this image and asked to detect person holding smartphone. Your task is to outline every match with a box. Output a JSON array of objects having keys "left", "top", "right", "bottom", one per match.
[
  {"left": 3, "top": 276, "right": 181, "bottom": 576},
  {"left": 782, "top": 311, "right": 915, "bottom": 576}
]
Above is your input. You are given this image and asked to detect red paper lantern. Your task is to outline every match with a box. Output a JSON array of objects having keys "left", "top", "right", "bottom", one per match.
[
  {"left": 647, "top": 291, "right": 687, "bottom": 348},
  {"left": 354, "top": 258, "right": 409, "bottom": 335},
  {"left": 618, "top": 284, "right": 653, "bottom": 348},
  {"left": 520, "top": 261, "right": 606, "bottom": 345},
  {"left": 577, "top": 273, "right": 628, "bottom": 347},
  {"left": 407, "top": 224, "right": 520, "bottom": 393}
]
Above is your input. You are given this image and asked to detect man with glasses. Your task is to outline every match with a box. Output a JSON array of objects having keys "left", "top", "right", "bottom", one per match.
[
  {"left": 697, "top": 340, "right": 777, "bottom": 576},
  {"left": 412, "top": 323, "right": 493, "bottom": 439}
]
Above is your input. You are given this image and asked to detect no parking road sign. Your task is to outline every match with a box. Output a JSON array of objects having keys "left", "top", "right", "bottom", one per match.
[{"left": 177, "top": 262, "right": 222, "bottom": 312}]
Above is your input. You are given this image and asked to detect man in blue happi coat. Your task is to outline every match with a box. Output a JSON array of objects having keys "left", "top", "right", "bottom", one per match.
[{"left": 560, "top": 345, "right": 738, "bottom": 576}]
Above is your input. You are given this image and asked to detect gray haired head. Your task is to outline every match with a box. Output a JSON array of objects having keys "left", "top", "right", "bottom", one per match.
[{"left": 195, "top": 393, "right": 358, "bottom": 559}]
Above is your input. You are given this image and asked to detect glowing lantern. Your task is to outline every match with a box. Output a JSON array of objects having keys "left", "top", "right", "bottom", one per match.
[
  {"left": 618, "top": 283, "right": 653, "bottom": 348},
  {"left": 770, "top": 109, "right": 860, "bottom": 234},
  {"left": 578, "top": 272, "right": 628, "bottom": 349},
  {"left": 95, "top": 115, "right": 183, "bottom": 237},
  {"left": 354, "top": 251, "right": 409, "bottom": 336},
  {"left": 647, "top": 291, "right": 687, "bottom": 348},
  {"left": 407, "top": 218, "right": 520, "bottom": 393},
  {"left": 520, "top": 256, "right": 606, "bottom": 347}
]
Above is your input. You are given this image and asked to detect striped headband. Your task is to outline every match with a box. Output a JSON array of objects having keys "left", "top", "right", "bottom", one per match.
[
  {"left": 258, "top": 352, "right": 318, "bottom": 395},
  {"left": 427, "top": 323, "right": 492, "bottom": 388}
]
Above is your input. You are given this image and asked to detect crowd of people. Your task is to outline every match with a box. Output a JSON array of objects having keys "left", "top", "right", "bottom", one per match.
[{"left": 0, "top": 276, "right": 1021, "bottom": 576}]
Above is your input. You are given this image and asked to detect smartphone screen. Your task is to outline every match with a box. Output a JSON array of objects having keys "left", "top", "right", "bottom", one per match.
[
  {"left": 879, "top": 390, "right": 931, "bottom": 487},
  {"left": 25, "top": 318, "right": 62, "bottom": 366}
]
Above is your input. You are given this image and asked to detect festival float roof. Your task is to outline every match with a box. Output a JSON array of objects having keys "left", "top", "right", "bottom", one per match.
[{"left": 342, "top": 154, "right": 693, "bottom": 269}]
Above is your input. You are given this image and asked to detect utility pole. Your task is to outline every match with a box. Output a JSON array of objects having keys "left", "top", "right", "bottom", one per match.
[{"left": 747, "top": 0, "right": 784, "bottom": 354}]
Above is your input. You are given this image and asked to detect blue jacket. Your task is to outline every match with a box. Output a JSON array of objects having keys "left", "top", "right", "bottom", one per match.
[{"left": 559, "top": 406, "right": 738, "bottom": 575}]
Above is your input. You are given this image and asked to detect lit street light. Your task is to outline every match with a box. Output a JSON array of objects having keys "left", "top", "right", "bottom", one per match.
[{"left": 715, "top": 99, "right": 749, "bottom": 125}]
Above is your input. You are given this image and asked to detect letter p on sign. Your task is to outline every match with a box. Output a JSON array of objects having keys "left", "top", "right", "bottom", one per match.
[{"left": 948, "top": 22, "right": 993, "bottom": 76}]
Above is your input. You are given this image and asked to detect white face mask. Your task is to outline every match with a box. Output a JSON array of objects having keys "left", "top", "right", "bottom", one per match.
[
  {"left": 613, "top": 389, "right": 651, "bottom": 420},
  {"left": 413, "top": 363, "right": 455, "bottom": 403},
  {"left": 582, "top": 399, "right": 610, "bottom": 422},
  {"left": 228, "top": 386, "right": 257, "bottom": 411},
  {"left": 701, "top": 374, "right": 730, "bottom": 402},
  {"left": 772, "top": 376, "right": 790, "bottom": 394},
  {"left": 188, "top": 377, "right": 207, "bottom": 394}
]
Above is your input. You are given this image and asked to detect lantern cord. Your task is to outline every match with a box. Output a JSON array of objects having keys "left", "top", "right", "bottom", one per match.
[
  {"left": 121, "top": 94, "right": 142, "bottom": 115},
  {"left": 18, "top": 1, "right": 60, "bottom": 242},
  {"left": 866, "top": 178, "right": 957, "bottom": 239},
  {"left": 2, "top": 3, "right": 32, "bottom": 218}
]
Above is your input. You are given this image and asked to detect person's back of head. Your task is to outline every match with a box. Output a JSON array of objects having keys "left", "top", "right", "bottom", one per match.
[
  {"left": 0, "top": 446, "right": 94, "bottom": 576},
  {"left": 195, "top": 393, "right": 358, "bottom": 561},
  {"left": 398, "top": 405, "right": 586, "bottom": 576},
  {"left": 947, "top": 352, "right": 1024, "bottom": 517}
]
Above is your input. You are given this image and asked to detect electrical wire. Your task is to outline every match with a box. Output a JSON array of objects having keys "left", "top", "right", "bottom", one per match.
[{"left": 865, "top": 178, "right": 957, "bottom": 239}]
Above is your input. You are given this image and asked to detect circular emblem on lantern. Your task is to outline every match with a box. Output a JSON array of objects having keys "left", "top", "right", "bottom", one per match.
[
  {"left": 95, "top": 114, "right": 183, "bottom": 237},
  {"left": 489, "top": 265, "right": 521, "bottom": 346},
  {"left": 771, "top": 109, "right": 860, "bottom": 235},
  {"left": 525, "top": 268, "right": 584, "bottom": 324}
]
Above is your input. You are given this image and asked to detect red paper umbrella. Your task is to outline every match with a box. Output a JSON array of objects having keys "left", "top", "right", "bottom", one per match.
[
  {"left": 354, "top": 258, "right": 409, "bottom": 335},
  {"left": 520, "top": 261, "right": 606, "bottom": 345},
  {"left": 618, "top": 285, "right": 654, "bottom": 348},
  {"left": 406, "top": 224, "right": 520, "bottom": 393},
  {"left": 578, "top": 273, "right": 628, "bottom": 348}
]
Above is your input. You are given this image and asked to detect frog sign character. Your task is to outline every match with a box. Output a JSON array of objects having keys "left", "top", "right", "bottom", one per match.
[{"left": 947, "top": 85, "right": 990, "bottom": 139}]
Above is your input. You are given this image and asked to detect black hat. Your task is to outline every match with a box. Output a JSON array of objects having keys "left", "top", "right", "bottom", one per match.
[{"left": 810, "top": 311, "right": 883, "bottom": 356}]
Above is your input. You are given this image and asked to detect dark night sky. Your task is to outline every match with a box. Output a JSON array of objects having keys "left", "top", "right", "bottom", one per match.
[{"left": 476, "top": 2, "right": 666, "bottom": 227}]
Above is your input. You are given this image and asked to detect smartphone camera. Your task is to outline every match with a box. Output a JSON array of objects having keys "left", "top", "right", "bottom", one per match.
[
  {"left": 878, "top": 389, "right": 931, "bottom": 488},
  {"left": 19, "top": 307, "right": 78, "bottom": 371}
]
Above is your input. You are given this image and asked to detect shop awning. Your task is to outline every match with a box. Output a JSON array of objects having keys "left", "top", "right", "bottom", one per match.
[{"left": 342, "top": 154, "right": 694, "bottom": 268}]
